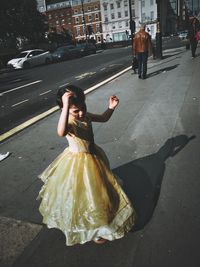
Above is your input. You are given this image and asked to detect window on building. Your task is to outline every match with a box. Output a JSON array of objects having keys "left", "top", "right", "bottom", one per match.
[
  {"left": 125, "top": 10, "right": 128, "bottom": 17},
  {"left": 110, "top": 3, "right": 114, "bottom": 9},
  {"left": 117, "top": 2, "right": 121, "bottom": 8},
  {"left": 76, "top": 17, "right": 79, "bottom": 24},
  {"left": 105, "top": 16, "right": 108, "bottom": 22},
  {"left": 124, "top": 0, "right": 128, "bottom": 7},
  {"left": 76, "top": 27, "right": 80, "bottom": 36},
  {"left": 104, "top": 4, "right": 107, "bottom": 11},
  {"left": 88, "top": 6, "right": 91, "bottom": 11},
  {"left": 132, "top": 9, "right": 135, "bottom": 17},
  {"left": 150, "top": 11, "right": 154, "bottom": 20},
  {"left": 95, "top": 13, "right": 99, "bottom": 20},
  {"left": 111, "top": 13, "right": 115, "bottom": 19},
  {"left": 142, "top": 1, "right": 145, "bottom": 7},
  {"left": 131, "top": 0, "right": 135, "bottom": 5},
  {"left": 118, "top": 12, "right": 121, "bottom": 18},
  {"left": 74, "top": 9, "right": 78, "bottom": 14},
  {"left": 88, "top": 15, "right": 92, "bottom": 21},
  {"left": 125, "top": 20, "right": 128, "bottom": 27},
  {"left": 96, "top": 24, "right": 100, "bottom": 32},
  {"left": 112, "top": 23, "right": 115, "bottom": 29},
  {"left": 150, "top": 0, "right": 154, "bottom": 5},
  {"left": 118, "top": 22, "right": 122, "bottom": 28},
  {"left": 142, "top": 13, "right": 145, "bottom": 21},
  {"left": 94, "top": 5, "right": 98, "bottom": 10}
]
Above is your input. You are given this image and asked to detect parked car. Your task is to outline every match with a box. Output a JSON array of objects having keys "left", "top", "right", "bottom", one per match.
[
  {"left": 76, "top": 42, "right": 97, "bottom": 56},
  {"left": 7, "top": 49, "right": 52, "bottom": 69},
  {"left": 178, "top": 31, "right": 188, "bottom": 40},
  {"left": 51, "top": 45, "right": 82, "bottom": 62}
]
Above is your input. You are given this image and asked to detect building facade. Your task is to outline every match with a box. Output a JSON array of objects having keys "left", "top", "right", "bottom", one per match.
[
  {"left": 45, "top": 1, "right": 73, "bottom": 35},
  {"left": 100, "top": 0, "right": 139, "bottom": 42},
  {"left": 71, "top": 0, "right": 103, "bottom": 43},
  {"left": 43, "top": 0, "right": 102, "bottom": 43},
  {"left": 137, "top": 0, "right": 157, "bottom": 38}
]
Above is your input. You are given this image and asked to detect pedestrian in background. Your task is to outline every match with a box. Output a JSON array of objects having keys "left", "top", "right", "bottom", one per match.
[
  {"left": 37, "top": 85, "right": 136, "bottom": 246},
  {"left": 188, "top": 17, "right": 200, "bottom": 58},
  {"left": 133, "top": 24, "right": 153, "bottom": 79}
]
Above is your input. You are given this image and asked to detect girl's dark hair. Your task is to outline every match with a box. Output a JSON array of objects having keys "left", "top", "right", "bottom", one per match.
[{"left": 56, "top": 84, "right": 85, "bottom": 108}]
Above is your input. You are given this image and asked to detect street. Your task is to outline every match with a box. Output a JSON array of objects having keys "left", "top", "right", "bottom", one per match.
[
  {"left": 0, "top": 46, "right": 132, "bottom": 134},
  {"left": 0, "top": 37, "right": 186, "bottom": 135}
]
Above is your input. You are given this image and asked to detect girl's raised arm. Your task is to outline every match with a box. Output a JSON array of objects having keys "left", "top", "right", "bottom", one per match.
[
  {"left": 88, "top": 95, "right": 119, "bottom": 122},
  {"left": 57, "top": 91, "right": 73, "bottom": 136}
]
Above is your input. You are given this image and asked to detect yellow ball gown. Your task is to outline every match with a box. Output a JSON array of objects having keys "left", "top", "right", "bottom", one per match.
[{"left": 37, "top": 114, "right": 136, "bottom": 246}]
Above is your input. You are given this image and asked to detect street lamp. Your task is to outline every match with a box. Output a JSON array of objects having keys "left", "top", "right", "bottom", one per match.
[
  {"left": 156, "top": 0, "right": 163, "bottom": 58},
  {"left": 128, "top": 0, "right": 135, "bottom": 51},
  {"left": 81, "top": 0, "right": 87, "bottom": 40}
]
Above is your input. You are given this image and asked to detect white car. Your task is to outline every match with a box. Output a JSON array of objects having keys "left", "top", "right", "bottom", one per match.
[
  {"left": 7, "top": 49, "right": 52, "bottom": 69},
  {"left": 178, "top": 31, "right": 188, "bottom": 40}
]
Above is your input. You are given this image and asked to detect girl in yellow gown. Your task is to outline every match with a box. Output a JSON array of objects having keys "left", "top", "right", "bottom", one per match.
[{"left": 38, "top": 85, "right": 136, "bottom": 246}]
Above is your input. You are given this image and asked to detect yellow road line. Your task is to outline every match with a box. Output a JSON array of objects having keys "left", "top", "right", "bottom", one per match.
[{"left": 0, "top": 106, "right": 59, "bottom": 142}]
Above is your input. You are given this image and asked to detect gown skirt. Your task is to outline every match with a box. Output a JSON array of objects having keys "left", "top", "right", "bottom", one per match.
[{"left": 38, "top": 124, "right": 136, "bottom": 246}]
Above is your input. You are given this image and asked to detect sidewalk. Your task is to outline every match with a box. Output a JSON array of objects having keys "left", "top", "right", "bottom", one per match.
[{"left": 1, "top": 46, "right": 200, "bottom": 267}]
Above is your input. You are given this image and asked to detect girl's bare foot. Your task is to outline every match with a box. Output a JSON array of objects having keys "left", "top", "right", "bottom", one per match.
[{"left": 93, "top": 237, "right": 107, "bottom": 244}]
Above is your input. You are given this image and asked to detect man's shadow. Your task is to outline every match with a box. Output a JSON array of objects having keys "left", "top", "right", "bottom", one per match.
[
  {"left": 147, "top": 64, "right": 179, "bottom": 78},
  {"left": 113, "top": 134, "right": 195, "bottom": 231}
]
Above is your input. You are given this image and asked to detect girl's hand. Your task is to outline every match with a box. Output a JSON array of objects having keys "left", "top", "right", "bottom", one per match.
[
  {"left": 109, "top": 95, "right": 119, "bottom": 109},
  {"left": 62, "top": 91, "right": 74, "bottom": 107}
]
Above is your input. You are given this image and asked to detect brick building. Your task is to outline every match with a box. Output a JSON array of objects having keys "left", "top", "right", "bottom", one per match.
[{"left": 72, "top": 0, "right": 103, "bottom": 43}]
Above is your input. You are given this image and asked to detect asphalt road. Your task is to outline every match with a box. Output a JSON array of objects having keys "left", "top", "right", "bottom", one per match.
[
  {"left": 0, "top": 37, "right": 186, "bottom": 135},
  {"left": 0, "top": 46, "right": 132, "bottom": 134}
]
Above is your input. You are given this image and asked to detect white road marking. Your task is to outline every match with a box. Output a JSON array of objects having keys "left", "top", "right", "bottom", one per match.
[
  {"left": 1, "top": 80, "right": 42, "bottom": 95},
  {"left": 59, "top": 82, "right": 69, "bottom": 88},
  {"left": 11, "top": 99, "right": 29, "bottom": 107},
  {"left": 39, "top": 90, "right": 52, "bottom": 96}
]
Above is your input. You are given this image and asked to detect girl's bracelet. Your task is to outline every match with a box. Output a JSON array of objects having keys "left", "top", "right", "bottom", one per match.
[{"left": 108, "top": 107, "right": 115, "bottom": 110}]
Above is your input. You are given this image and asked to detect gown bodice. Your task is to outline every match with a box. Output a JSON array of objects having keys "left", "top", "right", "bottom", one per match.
[{"left": 66, "top": 115, "right": 95, "bottom": 153}]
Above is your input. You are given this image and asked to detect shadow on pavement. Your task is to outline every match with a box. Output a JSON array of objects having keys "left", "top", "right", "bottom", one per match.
[
  {"left": 148, "top": 64, "right": 179, "bottom": 78},
  {"left": 13, "top": 135, "right": 195, "bottom": 267},
  {"left": 113, "top": 134, "right": 195, "bottom": 231}
]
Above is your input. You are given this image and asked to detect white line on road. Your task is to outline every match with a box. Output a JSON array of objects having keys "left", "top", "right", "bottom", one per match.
[
  {"left": 1, "top": 80, "right": 42, "bottom": 95},
  {"left": 11, "top": 99, "right": 29, "bottom": 107},
  {"left": 59, "top": 82, "right": 69, "bottom": 88},
  {"left": 39, "top": 90, "right": 52, "bottom": 96}
]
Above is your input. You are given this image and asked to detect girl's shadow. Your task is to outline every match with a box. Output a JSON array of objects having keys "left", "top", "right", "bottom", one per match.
[{"left": 113, "top": 134, "right": 195, "bottom": 231}]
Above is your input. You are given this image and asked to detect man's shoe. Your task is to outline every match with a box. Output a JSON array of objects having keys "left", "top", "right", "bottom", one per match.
[{"left": 138, "top": 75, "right": 141, "bottom": 79}]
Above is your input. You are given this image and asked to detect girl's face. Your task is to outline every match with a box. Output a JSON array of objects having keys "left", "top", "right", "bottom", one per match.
[{"left": 69, "top": 103, "right": 87, "bottom": 121}]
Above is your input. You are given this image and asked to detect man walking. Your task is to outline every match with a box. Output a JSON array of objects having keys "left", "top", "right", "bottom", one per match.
[{"left": 133, "top": 24, "right": 153, "bottom": 79}]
